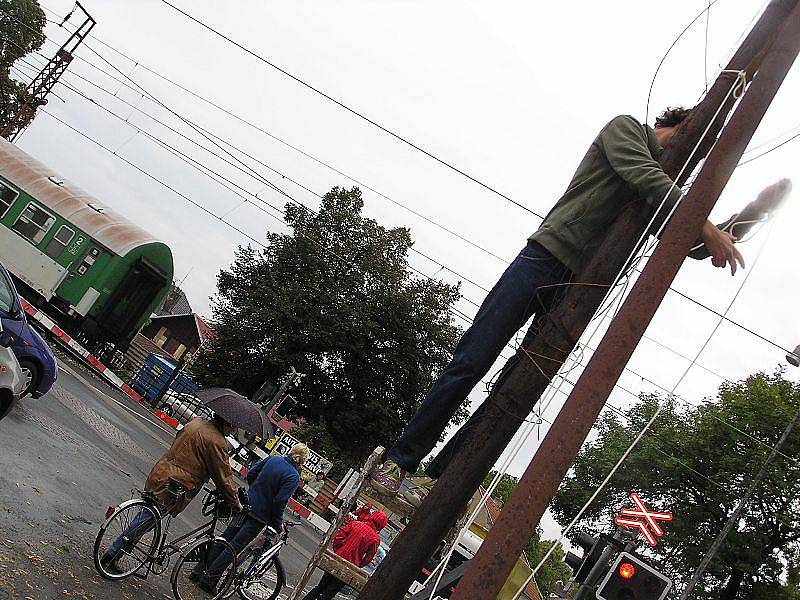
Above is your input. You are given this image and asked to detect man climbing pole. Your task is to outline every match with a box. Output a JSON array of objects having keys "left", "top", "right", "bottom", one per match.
[{"left": 370, "top": 107, "right": 748, "bottom": 495}]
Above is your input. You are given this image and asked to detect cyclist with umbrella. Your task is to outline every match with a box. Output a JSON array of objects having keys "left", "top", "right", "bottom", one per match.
[{"left": 100, "top": 387, "right": 270, "bottom": 575}]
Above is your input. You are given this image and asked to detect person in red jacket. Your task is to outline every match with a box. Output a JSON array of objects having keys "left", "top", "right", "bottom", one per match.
[{"left": 302, "top": 510, "right": 388, "bottom": 600}]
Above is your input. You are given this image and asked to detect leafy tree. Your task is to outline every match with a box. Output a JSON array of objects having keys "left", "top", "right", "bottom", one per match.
[
  {"left": 482, "top": 470, "right": 519, "bottom": 507},
  {"left": 0, "top": 0, "right": 46, "bottom": 130},
  {"left": 482, "top": 471, "right": 572, "bottom": 595},
  {"left": 194, "top": 187, "right": 465, "bottom": 465},
  {"left": 525, "top": 535, "right": 572, "bottom": 597},
  {"left": 552, "top": 371, "right": 800, "bottom": 599}
]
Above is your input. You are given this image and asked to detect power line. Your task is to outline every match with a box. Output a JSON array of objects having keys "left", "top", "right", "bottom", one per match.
[
  {"left": 47, "top": 53, "right": 495, "bottom": 298},
  {"left": 20, "top": 43, "right": 795, "bottom": 444},
  {"left": 665, "top": 284, "right": 794, "bottom": 355},
  {"left": 37, "top": 5, "right": 513, "bottom": 265},
  {"left": 737, "top": 128, "right": 800, "bottom": 166},
  {"left": 70, "top": 39, "right": 798, "bottom": 358},
  {"left": 153, "top": 0, "right": 544, "bottom": 220},
  {"left": 19, "top": 13, "right": 798, "bottom": 363},
  {"left": 37, "top": 107, "right": 489, "bottom": 332},
  {"left": 11, "top": 52, "right": 518, "bottom": 359},
  {"left": 13, "top": 38, "right": 499, "bottom": 304},
  {"left": 12, "top": 16, "right": 798, "bottom": 447}
]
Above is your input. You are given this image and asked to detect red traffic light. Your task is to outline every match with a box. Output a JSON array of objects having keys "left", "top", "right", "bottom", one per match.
[
  {"left": 619, "top": 562, "right": 635, "bottom": 579},
  {"left": 598, "top": 552, "right": 673, "bottom": 600}
]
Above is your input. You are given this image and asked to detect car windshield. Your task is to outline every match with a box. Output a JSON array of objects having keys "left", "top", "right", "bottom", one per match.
[{"left": 0, "top": 272, "right": 15, "bottom": 315}]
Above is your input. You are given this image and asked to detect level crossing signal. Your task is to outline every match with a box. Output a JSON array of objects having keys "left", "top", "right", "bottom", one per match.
[
  {"left": 596, "top": 552, "right": 672, "bottom": 600},
  {"left": 614, "top": 493, "right": 673, "bottom": 547},
  {"left": 564, "top": 532, "right": 605, "bottom": 585}
]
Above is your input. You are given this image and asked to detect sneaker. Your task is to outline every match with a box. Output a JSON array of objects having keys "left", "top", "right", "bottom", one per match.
[
  {"left": 100, "top": 555, "right": 124, "bottom": 576},
  {"left": 198, "top": 580, "right": 217, "bottom": 595},
  {"left": 369, "top": 460, "right": 406, "bottom": 495}
]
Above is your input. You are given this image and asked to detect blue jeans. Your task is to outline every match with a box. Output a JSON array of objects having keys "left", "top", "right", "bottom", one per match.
[
  {"left": 387, "top": 240, "right": 571, "bottom": 475},
  {"left": 196, "top": 515, "right": 265, "bottom": 586},
  {"left": 103, "top": 508, "right": 158, "bottom": 562}
]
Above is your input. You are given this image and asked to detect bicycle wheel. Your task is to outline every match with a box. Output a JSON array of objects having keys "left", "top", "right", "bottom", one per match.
[
  {"left": 94, "top": 500, "right": 161, "bottom": 580},
  {"left": 236, "top": 553, "right": 285, "bottom": 600},
  {"left": 171, "top": 536, "right": 238, "bottom": 600}
]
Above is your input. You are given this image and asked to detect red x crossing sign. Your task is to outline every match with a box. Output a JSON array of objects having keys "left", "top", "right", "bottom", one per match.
[{"left": 614, "top": 493, "right": 673, "bottom": 547}]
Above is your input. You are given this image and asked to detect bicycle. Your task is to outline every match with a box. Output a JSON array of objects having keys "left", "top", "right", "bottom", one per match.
[
  {"left": 223, "top": 519, "right": 299, "bottom": 600},
  {"left": 94, "top": 485, "right": 242, "bottom": 600}
]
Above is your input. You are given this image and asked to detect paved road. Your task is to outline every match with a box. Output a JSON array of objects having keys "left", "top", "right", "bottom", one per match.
[{"left": 0, "top": 353, "right": 337, "bottom": 600}]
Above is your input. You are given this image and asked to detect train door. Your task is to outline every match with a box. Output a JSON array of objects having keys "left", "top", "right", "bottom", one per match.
[{"left": 97, "top": 258, "right": 167, "bottom": 346}]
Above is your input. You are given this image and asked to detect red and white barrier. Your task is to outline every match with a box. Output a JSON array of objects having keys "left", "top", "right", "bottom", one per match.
[{"left": 20, "top": 297, "right": 144, "bottom": 404}]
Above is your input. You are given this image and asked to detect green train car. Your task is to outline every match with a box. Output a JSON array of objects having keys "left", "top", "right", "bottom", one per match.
[{"left": 0, "top": 137, "right": 173, "bottom": 350}]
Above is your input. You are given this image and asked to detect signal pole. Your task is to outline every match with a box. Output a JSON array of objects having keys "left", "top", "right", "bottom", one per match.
[
  {"left": 2, "top": 2, "right": 95, "bottom": 142},
  {"left": 357, "top": 2, "right": 800, "bottom": 598}
]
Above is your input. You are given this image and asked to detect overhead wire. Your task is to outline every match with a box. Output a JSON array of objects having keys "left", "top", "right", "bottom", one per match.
[
  {"left": 20, "top": 9, "right": 798, "bottom": 362},
  {"left": 10, "top": 47, "right": 498, "bottom": 326},
  {"left": 16, "top": 43, "right": 794, "bottom": 401},
  {"left": 150, "top": 0, "right": 544, "bottom": 220},
  {"left": 737, "top": 128, "right": 800, "bottom": 167},
  {"left": 645, "top": 0, "right": 724, "bottom": 123}
]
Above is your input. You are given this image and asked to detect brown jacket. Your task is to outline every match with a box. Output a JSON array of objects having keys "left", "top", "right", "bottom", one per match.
[{"left": 144, "top": 418, "right": 242, "bottom": 515}]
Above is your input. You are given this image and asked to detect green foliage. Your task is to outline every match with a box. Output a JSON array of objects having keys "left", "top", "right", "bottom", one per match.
[
  {"left": 0, "top": 0, "right": 46, "bottom": 129},
  {"left": 482, "top": 470, "right": 519, "bottom": 507},
  {"left": 552, "top": 371, "right": 800, "bottom": 599},
  {"left": 526, "top": 534, "right": 573, "bottom": 597},
  {"left": 194, "top": 187, "right": 465, "bottom": 466}
]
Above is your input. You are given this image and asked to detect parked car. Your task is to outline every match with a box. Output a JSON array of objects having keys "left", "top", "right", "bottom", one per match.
[
  {"left": 0, "top": 261, "right": 57, "bottom": 397},
  {"left": 0, "top": 322, "right": 24, "bottom": 421}
]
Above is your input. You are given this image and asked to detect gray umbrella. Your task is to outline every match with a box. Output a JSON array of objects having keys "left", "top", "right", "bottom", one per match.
[{"left": 196, "top": 388, "right": 274, "bottom": 438}]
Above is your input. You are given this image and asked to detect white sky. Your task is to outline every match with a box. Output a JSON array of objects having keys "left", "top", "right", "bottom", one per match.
[{"left": 13, "top": 0, "right": 800, "bottom": 542}]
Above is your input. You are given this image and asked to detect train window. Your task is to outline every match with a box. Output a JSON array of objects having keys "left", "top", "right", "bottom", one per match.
[
  {"left": 12, "top": 202, "right": 55, "bottom": 245},
  {"left": 0, "top": 181, "right": 19, "bottom": 218},
  {"left": 44, "top": 225, "right": 75, "bottom": 259}
]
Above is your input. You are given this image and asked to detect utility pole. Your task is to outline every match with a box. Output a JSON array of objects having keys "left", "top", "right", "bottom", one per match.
[
  {"left": 451, "top": 4, "right": 800, "bottom": 599},
  {"left": 2, "top": 2, "right": 95, "bottom": 142},
  {"left": 357, "top": 2, "right": 799, "bottom": 598}
]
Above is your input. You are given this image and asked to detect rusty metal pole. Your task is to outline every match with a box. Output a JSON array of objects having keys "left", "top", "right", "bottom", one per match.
[
  {"left": 356, "top": 2, "right": 797, "bottom": 599},
  {"left": 451, "top": 4, "right": 800, "bottom": 598}
]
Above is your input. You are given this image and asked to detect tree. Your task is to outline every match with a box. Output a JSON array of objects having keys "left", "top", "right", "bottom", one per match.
[
  {"left": 482, "top": 471, "right": 572, "bottom": 596},
  {"left": 552, "top": 371, "right": 800, "bottom": 599},
  {"left": 525, "top": 534, "right": 572, "bottom": 597},
  {"left": 194, "top": 187, "right": 466, "bottom": 466},
  {"left": 482, "top": 470, "right": 519, "bottom": 507},
  {"left": 0, "top": 0, "right": 46, "bottom": 130}
]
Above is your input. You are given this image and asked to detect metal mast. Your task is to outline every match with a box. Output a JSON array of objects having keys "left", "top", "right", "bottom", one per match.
[{"left": 2, "top": 2, "right": 95, "bottom": 142}]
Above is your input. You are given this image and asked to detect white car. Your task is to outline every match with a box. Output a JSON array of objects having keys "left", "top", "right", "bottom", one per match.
[{"left": 0, "top": 322, "right": 24, "bottom": 421}]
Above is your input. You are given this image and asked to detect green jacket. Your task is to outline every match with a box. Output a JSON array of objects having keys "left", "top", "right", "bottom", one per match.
[{"left": 530, "top": 115, "right": 682, "bottom": 274}]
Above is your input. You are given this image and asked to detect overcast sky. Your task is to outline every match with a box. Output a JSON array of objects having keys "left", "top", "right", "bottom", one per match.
[{"left": 14, "top": 0, "right": 800, "bottom": 542}]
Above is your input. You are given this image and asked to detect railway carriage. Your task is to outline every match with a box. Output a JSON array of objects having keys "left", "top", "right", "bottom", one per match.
[{"left": 0, "top": 137, "right": 173, "bottom": 350}]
